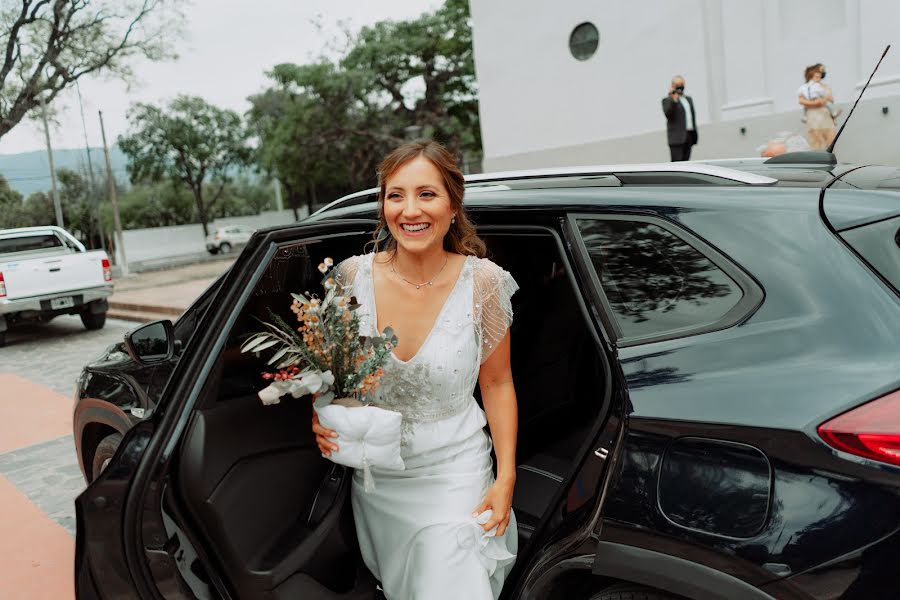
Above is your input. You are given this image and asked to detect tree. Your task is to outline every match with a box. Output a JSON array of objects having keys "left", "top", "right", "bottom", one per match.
[
  {"left": 0, "top": 0, "right": 181, "bottom": 140},
  {"left": 247, "top": 0, "right": 482, "bottom": 208},
  {"left": 341, "top": 0, "right": 480, "bottom": 155},
  {"left": 247, "top": 64, "right": 360, "bottom": 218},
  {"left": 0, "top": 174, "right": 25, "bottom": 228},
  {"left": 119, "top": 95, "right": 252, "bottom": 236}
]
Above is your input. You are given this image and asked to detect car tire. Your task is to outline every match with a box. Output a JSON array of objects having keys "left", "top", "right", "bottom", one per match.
[
  {"left": 219, "top": 242, "right": 232, "bottom": 254},
  {"left": 208, "top": 247, "right": 219, "bottom": 255},
  {"left": 92, "top": 432, "right": 123, "bottom": 480},
  {"left": 589, "top": 583, "right": 680, "bottom": 600},
  {"left": 0, "top": 332, "right": 5, "bottom": 347},
  {"left": 80, "top": 310, "right": 107, "bottom": 330}
]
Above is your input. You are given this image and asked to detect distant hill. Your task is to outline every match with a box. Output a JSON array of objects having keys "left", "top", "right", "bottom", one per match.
[{"left": 0, "top": 147, "right": 128, "bottom": 197}]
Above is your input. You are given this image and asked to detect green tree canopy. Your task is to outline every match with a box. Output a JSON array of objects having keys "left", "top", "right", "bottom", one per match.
[
  {"left": 341, "top": 0, "right": 480, "bottom": 153},
  {"left": 247, "top": 0, "right": 480, "bottom": 212},
  {"left": 118, "top": 95, "right": 252, "bottom": 236},
  {"left": 0, "top": 0, "right": 181, "bottom": 140},
  {"left": 0, "top": 174, "right": 25, "bottom": 228}
]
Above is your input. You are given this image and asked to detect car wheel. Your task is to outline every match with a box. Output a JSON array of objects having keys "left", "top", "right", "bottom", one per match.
[
  {"left": 208, "top": 247, "right": 219, "bottom": 255},
  {"left": 219, "top": 242, "right": 232, "bottom": 254},
  {"left": 589, "top": 583, "right": 681, "bottom": 600},
  {"left": 80, "top": 311, "right": 107, "bottom": 330},
  {"left": 92, "top": 432, "right": 123, "bottom": 480}
]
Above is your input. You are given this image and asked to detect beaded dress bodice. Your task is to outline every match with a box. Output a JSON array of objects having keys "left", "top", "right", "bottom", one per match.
[{"left": 335, "top": 253, "right": 517, "bottom": 445}]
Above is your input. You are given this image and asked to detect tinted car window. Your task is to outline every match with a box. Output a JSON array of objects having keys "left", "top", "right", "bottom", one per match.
[
  {"left": 0, "top": 233, "right": 63, "bottom": 254},
  {"left": 577, "top": 217, "right": 744, "bottom": 341}
]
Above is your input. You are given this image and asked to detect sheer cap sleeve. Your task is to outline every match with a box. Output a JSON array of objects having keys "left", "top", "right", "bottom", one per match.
[
  {"left": 472, "top": 257, "right": 518, "bottom": 363},
  {"left": 333, "top": 255, "right": 362, "bottom": 297}
]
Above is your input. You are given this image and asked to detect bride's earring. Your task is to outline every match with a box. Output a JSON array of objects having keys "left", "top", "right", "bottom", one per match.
[{"left": 451, "top": 216, "right": 457, "bottom": 225}]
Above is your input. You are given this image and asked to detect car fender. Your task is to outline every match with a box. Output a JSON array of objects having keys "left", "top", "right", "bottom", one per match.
[{"left": 73, "top": 398, "right": 134, "bottom": 479}]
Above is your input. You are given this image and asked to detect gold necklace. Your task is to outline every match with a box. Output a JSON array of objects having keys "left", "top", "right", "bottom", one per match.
[{"left": 390, "top": 253, "right": 449, "bottom": 289}]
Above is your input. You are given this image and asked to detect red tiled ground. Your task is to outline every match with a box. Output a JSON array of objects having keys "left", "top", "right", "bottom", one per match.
[
  {"left": 0, "top": 374, "right": 75, "bottom": 599},
  {"left": 0, "top": 475, "right": 74, "bottom": 599}
]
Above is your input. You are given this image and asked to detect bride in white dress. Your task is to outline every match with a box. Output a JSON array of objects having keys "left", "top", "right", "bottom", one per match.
[{"left": 312, "top": 140, "right": 519, "bottom": 599}]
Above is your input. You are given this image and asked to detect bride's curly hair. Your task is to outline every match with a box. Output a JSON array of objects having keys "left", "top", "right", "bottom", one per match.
[{"left": 368, "top": 139, "right": 486, "bottom": 258}]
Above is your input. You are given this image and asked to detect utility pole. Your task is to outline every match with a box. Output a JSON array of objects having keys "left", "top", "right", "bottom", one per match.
[
  {"left": 98, "top": 110, "right": 128, "bottom": 276},
  {"left": 40, "top": 96, "right": 64, "bottom": 229},
  {"left": 76, "top": 81, "right": 99, "bottom": 248}
]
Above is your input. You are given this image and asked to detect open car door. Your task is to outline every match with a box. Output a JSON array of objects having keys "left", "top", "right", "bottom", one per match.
[{"left": 75, "top": 220, "right": 380, "bottom": 600}]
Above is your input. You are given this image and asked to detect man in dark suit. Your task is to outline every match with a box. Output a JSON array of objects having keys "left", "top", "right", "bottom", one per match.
[{"left": 661, "top": 75, "right": 699, "bottom": 161}]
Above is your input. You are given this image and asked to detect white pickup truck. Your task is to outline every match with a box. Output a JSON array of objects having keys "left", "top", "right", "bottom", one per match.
[{"left": 0, "top": 226, "right": 114, "bottom": 347}]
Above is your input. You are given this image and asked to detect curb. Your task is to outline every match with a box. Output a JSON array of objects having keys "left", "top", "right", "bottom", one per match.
[
  {"left": 108, "top": 307, "right": 182, "bottom": 324},
  {"left": 108, "top": 301, "right": 184, "bottom": 317}
]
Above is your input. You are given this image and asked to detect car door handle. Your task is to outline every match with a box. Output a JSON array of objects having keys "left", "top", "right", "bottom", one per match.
[
  {"left": 307, "top": 464, "right": 345, "bottom": 528},
  {"left": 595, "top": 447, "right": 610, "bottom": 460}
]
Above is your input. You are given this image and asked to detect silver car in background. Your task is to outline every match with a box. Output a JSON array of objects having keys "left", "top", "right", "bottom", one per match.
[{"left": 205, "top": 225, "right": 255, "bottom": 254}]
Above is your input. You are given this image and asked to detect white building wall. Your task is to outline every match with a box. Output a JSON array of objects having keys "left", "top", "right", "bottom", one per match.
[{"left": 470, "top": 0, "right": 900, "bottom": 170}]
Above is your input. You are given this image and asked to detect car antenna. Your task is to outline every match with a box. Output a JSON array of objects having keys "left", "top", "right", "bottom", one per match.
[{"left": 827, "top": 44, "right": 891, "bottom": 153}]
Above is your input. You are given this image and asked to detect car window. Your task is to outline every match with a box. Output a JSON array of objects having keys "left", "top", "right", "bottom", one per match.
[
  {"left": 0, "top": 233, "right": 64, "bottom": 255},
  {"left": 576, "top": 217, "right": 746, "bottom": 342}
]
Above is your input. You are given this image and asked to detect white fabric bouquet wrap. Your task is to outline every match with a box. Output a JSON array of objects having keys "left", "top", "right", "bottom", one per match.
[{"left": 315, "top": 401, "right": 405, "bottom": 492}]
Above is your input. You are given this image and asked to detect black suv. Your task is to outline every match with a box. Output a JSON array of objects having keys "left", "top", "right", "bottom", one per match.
[{"left": 74, "top": 156, "right": 900, "bottom": 600}]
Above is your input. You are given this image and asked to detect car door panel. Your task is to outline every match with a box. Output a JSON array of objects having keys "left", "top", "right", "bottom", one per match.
[
  {"left": 178, "top": 392, "right": 359, "bottom": 596},
  {"left": 76, "top": 221, "right": 378, "bottom": 599}
]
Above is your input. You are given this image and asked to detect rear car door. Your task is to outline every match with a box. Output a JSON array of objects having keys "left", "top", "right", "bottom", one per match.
[{"left": 75, "top": 219, "right": 379, "bottom": 600}]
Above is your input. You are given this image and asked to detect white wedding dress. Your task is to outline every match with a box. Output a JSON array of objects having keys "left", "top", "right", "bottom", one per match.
[{"left": 335, "top": 253, "right": 519, "bottom": 600}]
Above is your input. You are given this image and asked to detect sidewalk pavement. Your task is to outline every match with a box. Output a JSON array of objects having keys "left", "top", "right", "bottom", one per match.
[{"left": 107, "top": 259, "right": 235, "bottom": 323}]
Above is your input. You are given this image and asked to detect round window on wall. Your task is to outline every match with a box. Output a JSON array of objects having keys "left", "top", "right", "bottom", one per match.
[{"left": 569, "top": 22, "right": 599, "bottom": 61}]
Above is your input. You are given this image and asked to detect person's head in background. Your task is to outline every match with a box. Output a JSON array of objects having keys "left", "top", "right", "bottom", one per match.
[
  {"left": 671, "top": 75, "right": 686, "bottom": 95},
  {"left": 761, "top": 140, "right": 788, "bottom": 158},
  {"left": 805, "top": 64, "right": 824, "bottom": 83},
  {"left": 758, "top": 131, "right": 811, "bottom": 157}
]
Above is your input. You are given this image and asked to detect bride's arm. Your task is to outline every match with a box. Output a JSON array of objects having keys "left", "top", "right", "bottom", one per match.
[{"left": 475, "top": 331, "right": 518, "bottom": 536}]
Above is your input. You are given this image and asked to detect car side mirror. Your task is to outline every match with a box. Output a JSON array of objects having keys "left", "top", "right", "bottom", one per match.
[{"left": 124, "top": 320, "right": 175, "bottom": 365}]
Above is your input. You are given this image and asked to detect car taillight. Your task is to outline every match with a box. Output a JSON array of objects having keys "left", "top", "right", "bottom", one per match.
[
  {"left": 818, "top": 389, "right": 900, "bottom": 467},
  {"left": 0, "top": 272, "right": 5, "bottom": 298},
  {"left": 101, "top": 258, "right": 112, "bottom": 282}
]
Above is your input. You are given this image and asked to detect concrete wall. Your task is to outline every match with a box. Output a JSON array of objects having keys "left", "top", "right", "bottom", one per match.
[
  {"left": 486, "top": 96, "right": 900, "bottom": 170},
  {"left": 121, "top": 208, "right": 305, "bottom": 265},
  {"left": 471, "top": 0, "right": 900, "bottom": 170}
]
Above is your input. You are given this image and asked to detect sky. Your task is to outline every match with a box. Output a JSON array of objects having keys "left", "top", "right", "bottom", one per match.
[{"left": 0, "top": 0, "right": 441, "bottom": 156}]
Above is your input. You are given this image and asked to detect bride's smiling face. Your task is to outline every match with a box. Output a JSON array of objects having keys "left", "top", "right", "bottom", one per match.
[{"left": 382, "top": 155, "right": 455, "bottom": 254}]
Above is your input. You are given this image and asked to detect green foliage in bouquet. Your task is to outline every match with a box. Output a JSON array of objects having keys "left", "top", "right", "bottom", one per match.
[{"left": 241, "top": 258, "right": 398, "bottom": 408}]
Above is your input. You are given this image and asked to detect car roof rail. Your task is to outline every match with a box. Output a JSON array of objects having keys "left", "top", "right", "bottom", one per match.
[
  {"left": 463, "top": 163, "right": 777, "bottom": 186},
  {"left": 310, "top": 162, "right": 777, "bottom": 217}
]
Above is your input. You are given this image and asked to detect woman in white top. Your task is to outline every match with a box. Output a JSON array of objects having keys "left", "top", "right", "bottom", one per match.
[
  {"left": 798, "top": 63, "right": 837, "bottom": 150},
  {"left": 312, "top": 140, "right": 518, "bottom": 599}
]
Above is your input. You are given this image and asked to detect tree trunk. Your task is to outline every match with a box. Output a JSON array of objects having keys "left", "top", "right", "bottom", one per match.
[
  {"left": 308, "top": 180, "right": 318, "bottom": 218},
  {"left": 284, "top": 182, "right": 300, "bottom": 221},
  {"left": 193, "top": 186, "right": 209, "bottom": 237}
]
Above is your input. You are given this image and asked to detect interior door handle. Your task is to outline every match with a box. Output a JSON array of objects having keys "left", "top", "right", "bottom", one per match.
[
  {"left": 594, "top": 447, "right": 609, "bottom": 460},
  {"left": 307, "top": 464, "right": 345, "bottom": 527}
]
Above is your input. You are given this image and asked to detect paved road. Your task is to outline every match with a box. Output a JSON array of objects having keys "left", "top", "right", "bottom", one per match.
[
  {"left": 0, "top": 315, "right": 136, "bottom": 598},
  {"left": 4, "top": 315, "right": 134, "bottom": 395}
]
